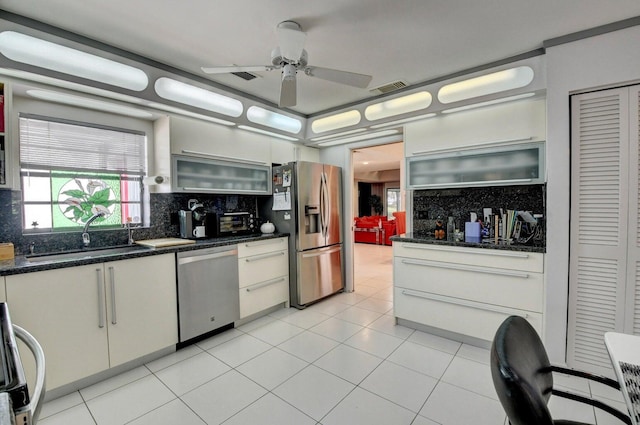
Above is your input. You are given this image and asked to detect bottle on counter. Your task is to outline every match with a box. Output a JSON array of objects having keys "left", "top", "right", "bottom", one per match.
[{"left": 447, "top": 217, "right": 455, "bottom": 241}]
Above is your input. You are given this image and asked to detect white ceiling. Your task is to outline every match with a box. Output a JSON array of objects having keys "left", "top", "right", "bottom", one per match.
[
  {"left": 1, "top": 1, "right": 640, "bottom": 116},
  {"left": 353, "top": 142, "right": 403, "bottom": 173}
]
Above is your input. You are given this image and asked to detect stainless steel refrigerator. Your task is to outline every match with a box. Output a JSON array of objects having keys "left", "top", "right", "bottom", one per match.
[{"left": 267, "top": 161, "right": 344, "bottom": 309}]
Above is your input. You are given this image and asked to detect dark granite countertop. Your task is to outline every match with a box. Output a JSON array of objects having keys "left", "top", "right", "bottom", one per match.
[
  {"left": 0, "top": 233, "right": 289, "bottom": 276},
  {"left": 390, "top": 233, "right": 545, "bottom": 253}
]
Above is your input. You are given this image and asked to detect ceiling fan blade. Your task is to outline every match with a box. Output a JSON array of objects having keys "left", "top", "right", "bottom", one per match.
[
  {"left": 277, "top": 21, "right": 306, "bottom": 62},
  {"left": 304, "top": 66, "right": 372, "bottom": 88},
  {"left": 279, "top": 64, "right": 297, "bottom": 107},
  {"left": 201, "top": 65, "right": 276, "bottom": 74}
]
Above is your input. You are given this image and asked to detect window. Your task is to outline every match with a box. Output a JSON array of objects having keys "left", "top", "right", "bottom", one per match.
[
  {"left": 19, "top": 115, "right": 146, "bottom": 231},
  {"left": 386, "top": 188, "right": 400, "bottom": 218}
]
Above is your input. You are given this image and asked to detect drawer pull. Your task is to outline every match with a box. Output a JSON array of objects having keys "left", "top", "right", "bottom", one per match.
[
  {"left": 400, "top": 289, "right": 530, "bottom": 317},
  {"left": 246, "top": 277, "right": 287, "bottom": 292},
  {"left": 400, "top": 258, "right": 530, "bottom": 279},
  {"left": 245, "top": 251, "right": 286, "bottom": 262},
  {"left": 401, "top": 243, "right": 530, "bottom": 259},
  {"left": 244, "top": 238, "right": 285, "bottom": 248},
  {"left": 96, "top": 268, "right": 105, "bottom": 329}
]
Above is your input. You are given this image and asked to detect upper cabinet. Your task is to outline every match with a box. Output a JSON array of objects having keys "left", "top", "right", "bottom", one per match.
[
  {"left": 404, "top": 98, "right": 546, "bottom": 157},
  {"left": 0, "top": 82, "right": 11, "bottom": 189},
  {"left": 172, "top": 154, "right": 271, "bottom": 194},
  {"left": 153, "top": 115, "right": 273, "bottom": 193},
  {"left": 408, "top": 141, "right": 545, "bottom": 189}
]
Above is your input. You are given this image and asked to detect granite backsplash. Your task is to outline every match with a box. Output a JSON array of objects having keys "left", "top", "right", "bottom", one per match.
[
  {"left": 0, "top": 189, "right": 268, "bottom": 255},
  {"left": 412, "top": 184, "right": 546, "bottom": 243}
]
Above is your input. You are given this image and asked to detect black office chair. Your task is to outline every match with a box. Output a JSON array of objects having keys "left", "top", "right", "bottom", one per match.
[{"left": 490, "top": 315, "right": 631, "bottom": 425}]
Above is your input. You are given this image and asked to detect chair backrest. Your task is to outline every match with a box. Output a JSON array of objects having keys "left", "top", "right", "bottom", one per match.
[
  {"left": 491, "top": 315, "right": 555, "bottom": 425},
  {"left": 392, "top": 211, "right": 406, "bottom": 234}
]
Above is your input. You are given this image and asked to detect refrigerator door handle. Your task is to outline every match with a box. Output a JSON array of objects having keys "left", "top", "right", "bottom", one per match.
[
  {"left": 319, "top": 172, "right": 326, "bottom": 237},
  {"left": 321, "top": 172, "right": 330, "bottom": 238}
]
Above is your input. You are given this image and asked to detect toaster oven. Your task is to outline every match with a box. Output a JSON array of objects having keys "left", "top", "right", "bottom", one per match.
[{"left": 216, "top": 212, "right": 256, "bottom": 236}]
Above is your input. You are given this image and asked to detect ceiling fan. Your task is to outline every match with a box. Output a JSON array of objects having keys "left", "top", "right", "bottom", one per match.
[{"left": 201, "top": 21, "right": 373, "bottom": 108}]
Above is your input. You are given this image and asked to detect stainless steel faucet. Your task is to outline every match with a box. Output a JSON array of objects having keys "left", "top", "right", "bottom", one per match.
[{"left": 82, "top": 212, "right": 106, "bottom": 247}]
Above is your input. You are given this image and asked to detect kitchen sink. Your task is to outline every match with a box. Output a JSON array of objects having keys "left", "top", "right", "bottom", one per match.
[{"left": 26, "top": 245, "right": 150, "bottom": 263}]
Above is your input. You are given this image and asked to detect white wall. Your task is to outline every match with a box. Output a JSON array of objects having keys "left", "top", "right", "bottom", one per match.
[{"left": 545, "top": 24, "right": 640, "bottom": 363}]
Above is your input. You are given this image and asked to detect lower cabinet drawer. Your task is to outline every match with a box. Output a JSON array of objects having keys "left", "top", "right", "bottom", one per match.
[
  {"left": 238, "top": 250, "right": 288, "bottom": 288},
  {"left": 394, "top": 287, "right": 542, "bottom": 342},
  {"left": 239, "top": 275, "right": 289, "bottom": 318},
  {"left": 394, "top": 257, "right": 543, "bottom": 312}
]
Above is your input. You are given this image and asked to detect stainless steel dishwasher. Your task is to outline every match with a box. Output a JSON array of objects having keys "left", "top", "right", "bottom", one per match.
[{"left": 177, "top": 245, "right": 239, "bottom": 343}]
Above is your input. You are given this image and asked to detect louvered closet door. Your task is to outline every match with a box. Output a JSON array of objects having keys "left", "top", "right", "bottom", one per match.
[
  {"left": 568, "top": 87, "right": 630, "bottom": 376},
  {"left": 625, "top": 86, "right": 640, "bottom": 334}
]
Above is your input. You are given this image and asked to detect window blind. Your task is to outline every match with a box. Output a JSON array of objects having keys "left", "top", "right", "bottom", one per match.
[{"left": 19, "top": 115, "right": 147, "bottom": 174}]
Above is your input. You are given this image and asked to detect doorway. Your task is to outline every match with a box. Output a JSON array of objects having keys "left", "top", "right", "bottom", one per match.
[{"left": 351, "top": 142, "right": 404, "bottom": 296}]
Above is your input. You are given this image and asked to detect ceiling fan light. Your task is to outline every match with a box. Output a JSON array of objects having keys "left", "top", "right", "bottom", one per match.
[
  {"left": 277, "top": 21, "right": 306, "bottom": 62},
  {"left": 154, "top": 77, "right": 243, "bottom": 117},
  {"left": 312, "top": 110, "right": 361, "bottom": 134},
  {"left": 247, "top": 106, "right": 302, "bottom": 134},
  {"left": 0, "top": 31, "right": 148, "bottom": 91},
  {"left": 365, "top": 91, "right": 433, "bottom": 121},
  {"left": 438, "top": 66, "right": 534, "bottom": 104}
]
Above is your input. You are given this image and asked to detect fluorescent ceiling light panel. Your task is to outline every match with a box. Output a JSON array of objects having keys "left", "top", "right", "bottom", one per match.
[
  {"left": 0, "top": 31, "right": 148, "bottom": 91},
  {"left": 246, "top": 106, "right": 302, "bottom": 134},
  {"left": 369, "top": 113, "right": 437, "bottom": 129},
  {"left": 365, "top": 91, "right": 432, "bottom": 121},
  {"left": 155, "top": 77, "right": 243, "bottom": 117},
  {"left": 442, "top": 93, "right": 536, "bottom": 114},
  {"left": 438, "top": 66, "right": 534, "bottom": 104},
  {"left": 316, "top": 129, "right": 400, "bottom": 146},
  {"left": 27, "top": 89, "right": 153, "bottom": 118},
  {"left": 311, "top": 110, "right": 361, "bottom": 134},
  {"left": 237, "top": 125, "right": 298, "bottom": 141}
]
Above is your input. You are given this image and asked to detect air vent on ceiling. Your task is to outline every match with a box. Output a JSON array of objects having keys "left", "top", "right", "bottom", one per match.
[
  {"left": 231, "top": 71, "right": 260, "bottom": 81},
  {"left": 370, "top": 80, "right": 409, "bottom": 94}
]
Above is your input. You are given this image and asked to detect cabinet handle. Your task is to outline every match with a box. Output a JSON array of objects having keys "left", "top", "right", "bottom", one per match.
[
  {"left": 109, "top": 266, "right": 117, "bottom": 325},
  {"left": 400, "top": 289, "right": 531, "bottom": 317},
  {"left": 400, "top": 258, "right": 530, "bottom": 279},
  {"left": 401, "top": 243, "right": 530, "bottom": 259},
  {"left": 244, "top": 238, "right": 284, "bottom": 248},
  {"left": 181, "top": 149, "right": 268, "bottom": 165},
  {"left": 246, "top": 277, "right": 287, "bottom": 292},
  {"left": 96, "top": 268, "right": 105, "bottom": 329},
  {"left": 245, "top": 251, "right": 285, "bottom": 262},
  {"left": 181, "top": 187, "right": 267, "bottom": 193},
  {"left": 410, "top": 178, "right": 533, "bottom": 189}
]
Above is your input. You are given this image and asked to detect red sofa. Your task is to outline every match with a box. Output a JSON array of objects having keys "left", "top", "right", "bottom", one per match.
[{"left": 354, "top": 215, "right": 396, "bottom": 245}]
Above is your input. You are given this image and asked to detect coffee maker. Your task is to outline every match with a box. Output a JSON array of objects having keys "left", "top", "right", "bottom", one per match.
[{"left": 179, "top": 199, "right": 208, "bottom": 239}]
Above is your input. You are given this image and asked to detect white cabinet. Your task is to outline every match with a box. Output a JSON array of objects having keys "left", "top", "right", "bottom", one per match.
[
  {"left": 404, "top": 98, "right": 546, "bottom": 156},
  {"left": 393, "top": 242, "right": 544, "bottom": 344},
  {"left": 407, "top": 141, "right": 545, "bottom": 189},
  {"left": 172, "top": 154, "right": 271, "bottom": 194},
  {"left": 5, "top": 254, "right": 177, "bottom": 390},
  {"left": 153, "top": 115, "right": 273, "bottom": 193},
  {"left": 0, "top": 81, "right": 13, "bottom": 188},
  {"left": 238, "top": 237, "right": 289, "bottom": 318},
  {"left": 103, "top": 255, "right": 178, "bottom": 367}
]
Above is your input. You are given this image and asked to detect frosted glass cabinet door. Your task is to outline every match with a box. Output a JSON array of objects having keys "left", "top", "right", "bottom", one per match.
[
  {"left": 408, "top": 142, "right": 545, "bottom": 188},
  {"left": 172, "top": 154, "right": 271, "bottom": 194}
]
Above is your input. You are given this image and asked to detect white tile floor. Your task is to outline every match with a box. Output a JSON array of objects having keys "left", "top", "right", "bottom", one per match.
[{"left": 38, "top": 243, "right": 626, "bottom": 425}]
